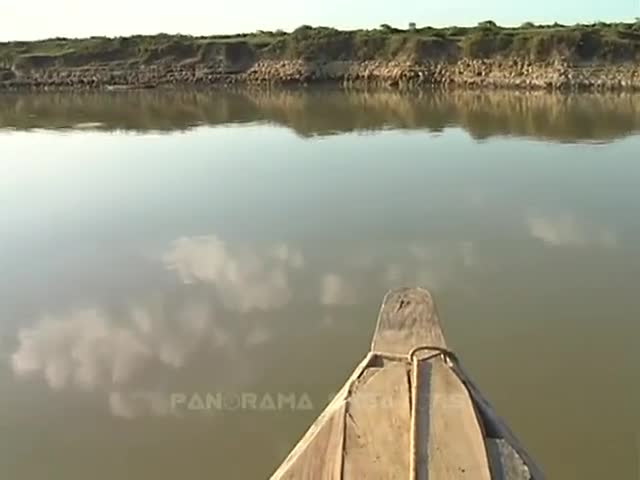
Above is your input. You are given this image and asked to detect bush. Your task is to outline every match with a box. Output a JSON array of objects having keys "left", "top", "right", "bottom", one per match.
[
  {"left": 528, "top": 30, "right": 581, "bottom": 59},
  {"left": 287, "top": 26, "right": 352, "bottom": 60},
  {"left": 379, "top": 24, "right": 402, "bottom": 33},
  {"left": 353, "top": 30, "right": 388, "bottom": 59},
  {"left": 293, "top": 25, "right": 313, "bottom": 34},
  {"left": 445, "top": 26, "right": 469, "bottom": 37},
  {"left": 462, "top": 31, "right": 513, "bottom": 58},
  {"left": 478, "top": 20, "right": 499, "bottom": 30},
  {"left": 385, "top": 35, "right": 408, "bottom": 57},
  {"left": 430, "top": 30, "right": 448, "bottom": 39},
  {"left": 1, "top": 21, "right": 638, "bottom": 67}
]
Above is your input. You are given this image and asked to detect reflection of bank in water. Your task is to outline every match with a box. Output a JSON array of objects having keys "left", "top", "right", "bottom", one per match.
[
  {"left": 272, "top": 288, "right": 543, "bottom": 480},
  {"left": 0, "top": 89, "right": 639, "bottom": 144}
]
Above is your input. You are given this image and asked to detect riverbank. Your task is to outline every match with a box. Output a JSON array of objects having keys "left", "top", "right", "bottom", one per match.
[
  {"left": 1, "top": 60, "right": 640, "bottom": 91},
  {"left": 2, "top": 23, "right": 640, "bottom": 91}
]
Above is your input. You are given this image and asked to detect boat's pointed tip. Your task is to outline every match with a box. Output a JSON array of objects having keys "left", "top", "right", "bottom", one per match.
[
  {"left": 373, "top": 286, "right": 446, "bottom": 355},
  {"left": 382, "top": 286, "right": 435, "bottom": 300}
]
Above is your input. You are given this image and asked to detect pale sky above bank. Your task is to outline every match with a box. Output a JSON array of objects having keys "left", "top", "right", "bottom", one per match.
[{"left": 2, "top": 0, "right": 639, "bottom": 41}]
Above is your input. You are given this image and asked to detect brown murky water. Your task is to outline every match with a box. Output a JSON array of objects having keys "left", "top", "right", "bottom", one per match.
[{"left": 1, "top": 89, "right": 639, "bottom": 479}]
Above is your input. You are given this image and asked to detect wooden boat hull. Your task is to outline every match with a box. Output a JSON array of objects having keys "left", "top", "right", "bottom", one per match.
[{"left": 271, "top": 288, "right": 544, "bottom": 479}]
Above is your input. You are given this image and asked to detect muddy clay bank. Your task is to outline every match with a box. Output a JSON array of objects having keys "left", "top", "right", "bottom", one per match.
[{"left": 1, "top": 59, "right": 640, "bottom": 91}]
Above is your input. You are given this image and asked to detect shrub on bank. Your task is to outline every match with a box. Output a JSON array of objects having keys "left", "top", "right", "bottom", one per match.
[{"left": 1, "top": 22, "right": 639, "bottom": 67}]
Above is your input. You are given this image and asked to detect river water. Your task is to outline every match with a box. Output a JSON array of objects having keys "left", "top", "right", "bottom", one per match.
[{"left": 1, "top": 89, "right": 639, "bottom": 479}]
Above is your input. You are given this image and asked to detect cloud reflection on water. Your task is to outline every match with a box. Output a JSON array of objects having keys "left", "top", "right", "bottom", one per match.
[
  {"left": 527, "top": 213, "right": 617, "bottom": 248},
  {"left": 320, "top": 274, "right": 356, "bottom": 306},
  {"left": 10, "top": 303, "right": 216, "bottom": 418},
  {"left": 11, "top": 235, "right": 308, "bottom": 418},
  {"left": 12, "top": 221, "right": 611, "bottom": 418},
  {"left": 12, "top": 309, "right": 152, "bottom": 391},
  {"left": 163, "top": 236, "right": 304, "bottom": 313}
]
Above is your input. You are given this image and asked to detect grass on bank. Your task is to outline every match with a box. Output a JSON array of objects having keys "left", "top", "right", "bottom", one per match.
[{"left": 1, "top": 20, "right": 640, "bottom": 69}]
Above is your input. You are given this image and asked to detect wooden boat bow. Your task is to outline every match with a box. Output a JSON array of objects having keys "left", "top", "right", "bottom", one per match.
[{"left": 271, "top": 287, "right": 544, "bottom": 480}]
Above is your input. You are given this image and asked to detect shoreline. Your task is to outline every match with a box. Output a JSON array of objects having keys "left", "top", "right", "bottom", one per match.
[
  {"left": 3, "top": 23, "right": 640, "bottom": 92},
  {"left": 2, "top": 59, "right": 640, "bottom": 92}
]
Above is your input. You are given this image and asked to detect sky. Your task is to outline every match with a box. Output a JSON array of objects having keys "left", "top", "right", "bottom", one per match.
[{"left": 1, "top": 0, "right": 639, "bottom": 41}]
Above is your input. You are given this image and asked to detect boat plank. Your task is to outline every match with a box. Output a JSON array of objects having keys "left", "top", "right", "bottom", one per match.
[
  {"left": 343, "top": 361, "right": 411, "bottom": 479},
  {"left": 270, "top": 354, "right": 375, "bottom": 480},
  {"left": 272, "top": 403, "right": 346, "bottom": 480},
  {"left": 427, "top": 357, "right": 492, "bottom": 480}
]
